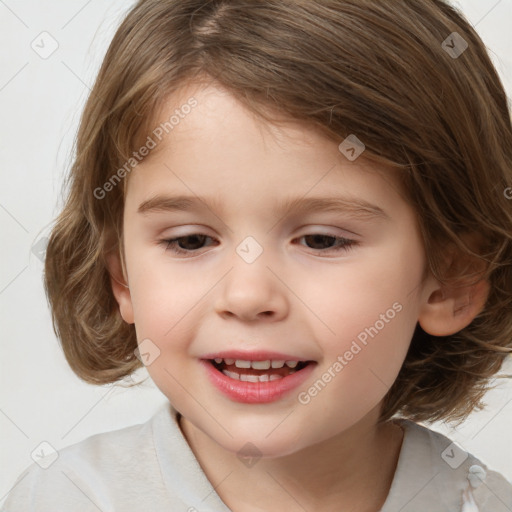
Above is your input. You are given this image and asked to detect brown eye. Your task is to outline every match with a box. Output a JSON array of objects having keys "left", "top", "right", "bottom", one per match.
[
  {"left": 161, "top": 234, "right": 217, "bottom": 255},
  {"left": 297, "top": 234, "right": 357, "bottom": 252}
]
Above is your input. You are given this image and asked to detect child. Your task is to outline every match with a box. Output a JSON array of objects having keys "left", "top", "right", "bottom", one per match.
[{"left": 4, "top": 0, "right": 512, "bottom": 510}]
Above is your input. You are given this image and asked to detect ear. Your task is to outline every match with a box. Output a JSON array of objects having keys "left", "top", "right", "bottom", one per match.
[
  {"left": 418, "top": 241, "right": 490, "bottom": 337},
  {"left": 106, "top": 249, "right": 134, "bottom": 325}
]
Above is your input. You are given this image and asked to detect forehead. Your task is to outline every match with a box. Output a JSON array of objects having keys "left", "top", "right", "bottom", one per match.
[
  {"left": 126, "top": 81, "right": 409, "bottom": 218},
  {"left": 142, "top": 79, "right": 334, "bottom": 154}
]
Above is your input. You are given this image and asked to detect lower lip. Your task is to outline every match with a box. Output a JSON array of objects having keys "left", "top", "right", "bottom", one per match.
[{"left": 200, "top": 360, "right": 316, "bottom": 404}]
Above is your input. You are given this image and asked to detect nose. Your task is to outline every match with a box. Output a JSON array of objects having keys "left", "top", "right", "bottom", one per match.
[{"left": 214, "top": 250, "right": 290, "bottom": 322}]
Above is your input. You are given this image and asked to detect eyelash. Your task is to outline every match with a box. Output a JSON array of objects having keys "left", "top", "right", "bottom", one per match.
[{"left": 159, "top": 233, "right": 358, "bottom": 256}]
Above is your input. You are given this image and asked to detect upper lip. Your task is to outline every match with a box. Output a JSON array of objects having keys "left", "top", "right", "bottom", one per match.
[{"left": 201, "top": 350, "right": 315, "bottom": 362}]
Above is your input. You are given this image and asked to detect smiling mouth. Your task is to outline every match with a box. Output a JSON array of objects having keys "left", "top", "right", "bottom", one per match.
[{"left": 208, "top": 358, "right": 314, "bottom": 382}]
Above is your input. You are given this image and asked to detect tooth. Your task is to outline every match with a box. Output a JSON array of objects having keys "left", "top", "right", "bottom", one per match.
[
  {"left": 285, "top": 360, "right": 298, "bottom": 368},
  {"left": 251, "top": 360, "right": 271, "bottom": 370},
  {"left": 224, "top": 358, "right": 235, "bottom": 365},
  {"left": 269, "top": 374, "right": 283, "bottom": 381},
  {"left": 271, "top": 360, "right": 285, "bottom": 368},
  {"left": 258, "top": 374, "right": 270, "bottom": 382},
  {"left": 240, "top": 374, "right": 259, "bottom": 382},
  {"left": 214, "top": 358, "right": 223, "bottom": 364},
  {"left": 223, "top": 370, "right": 240, "bottom": 380},
  {"left": 235, "top": 360, "right": 251, "bottom": 368}
]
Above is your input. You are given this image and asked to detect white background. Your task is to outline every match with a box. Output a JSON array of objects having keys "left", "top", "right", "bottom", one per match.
[{"left": 1, "top": 0, "right": 511, "bottom": 503}]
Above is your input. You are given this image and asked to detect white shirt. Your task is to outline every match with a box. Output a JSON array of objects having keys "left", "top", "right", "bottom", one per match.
[{"left": 2, "top": 402, "right": 511, "bottom": 511}]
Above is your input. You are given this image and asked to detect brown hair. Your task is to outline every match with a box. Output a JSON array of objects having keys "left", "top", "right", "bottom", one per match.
[{"left": 44, "top": 0, "right": 512, "bottom": 425}]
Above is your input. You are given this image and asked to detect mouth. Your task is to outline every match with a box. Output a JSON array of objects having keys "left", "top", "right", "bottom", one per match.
[
  {"left": 207, "top": 357, "right": 314, "bottom": 382},
  {"left": 200, "top": 351, "right": 318, "bottom": 403}
]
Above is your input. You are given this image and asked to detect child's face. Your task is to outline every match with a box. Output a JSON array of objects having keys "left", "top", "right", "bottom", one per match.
[{"left": 117, "top": 82, "right": 433, "bottom": 457}]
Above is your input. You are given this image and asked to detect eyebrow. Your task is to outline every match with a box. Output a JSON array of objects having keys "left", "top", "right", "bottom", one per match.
[{"left": 137, "top": 194, "right": 390, "bottom": 221}]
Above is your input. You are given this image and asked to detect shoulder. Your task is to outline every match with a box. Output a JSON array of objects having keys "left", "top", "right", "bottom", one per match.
[
  {"left": 381, "top": 419, "right": 512, "bottom": 512},
  {"left": 1, "top": 405, "right": 170, "bottom": 512}
]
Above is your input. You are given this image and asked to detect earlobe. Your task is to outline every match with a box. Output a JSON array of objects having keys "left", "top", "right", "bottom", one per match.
[
  {"left": 105, "top": 251, "right": 134, "bottom": 325},
  {"left": 418, "top": 276, "right": 490, "bottom": 337}
]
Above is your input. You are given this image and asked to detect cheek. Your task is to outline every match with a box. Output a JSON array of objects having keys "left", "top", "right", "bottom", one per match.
[
  {"left": 316, "top": 292, "right": 414, "bottom": 402},
  {"left": 297, "top": 282, "right": 416, "bottom": 437},
  {"left": 300, "top": 244, "right": 422, "bottom": 391},
  {"left": 304, "top": 252, "right": 420, "bottom": 344},
  {"left": 124, "top": 254, "right": 205, "bottom": 400},
  {"left": 126, "top": 247, "right": 208, "bottom": 338}
]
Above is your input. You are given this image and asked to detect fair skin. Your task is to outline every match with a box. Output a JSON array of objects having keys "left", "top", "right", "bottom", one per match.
[{"left": 109, "top": 81, "right": 489, "bottom": 512}]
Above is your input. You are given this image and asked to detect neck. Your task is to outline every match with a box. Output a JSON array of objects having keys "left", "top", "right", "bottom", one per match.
[{"left": 179, "top": 410, "right": 404, "bottom": 512}]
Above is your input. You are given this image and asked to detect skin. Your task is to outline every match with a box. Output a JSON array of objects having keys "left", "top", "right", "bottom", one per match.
[{"left": 109, "top": 80, "right": 489, "bottom": 512}]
